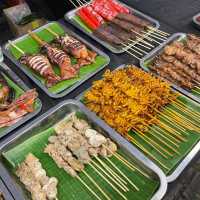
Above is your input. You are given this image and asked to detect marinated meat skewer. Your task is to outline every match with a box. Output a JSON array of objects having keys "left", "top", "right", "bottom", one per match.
[
  {"left": 9, "top": 41, "right": 60, "bottom": 87},
  {"left": 16, "top": 153, "right": 58, "bottom": 200},
  {"left": 0, "top": 89, "right": 38, "bottom": 128},
  {"left": 28, "top": 31, "right": 79, "bottom": 80},
  {"left": 186, "top": 34, "right": 200, "bottom": 56},
  {"left": 45, "top": 27, "right": 97, "bottom": 67}
]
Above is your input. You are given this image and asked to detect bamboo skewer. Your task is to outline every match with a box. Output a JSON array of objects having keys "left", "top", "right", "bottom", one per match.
[
  {"left": 128, "top": 136, "right": 170, "bottom": 170},
  {"left": 8, "top": 40, "right": 25, "bottom": 55},
  {"left": 89, "top": 163, "right": 128, "bottom": 200},
  {"left": 28, "top": 31, "right": 46, "bottom": 46},
  {"left": 93, "top": 160, "right": 129, "bottom": 192},
  {"left": 95, "top": 157, "right": 129, "bottom": 189},
  {"left": 82, "top": 170, "right": 112, "bottom": 200},
  {"left": 140, "top": 30, "right": 167, "bottom": 41},
  {"left": 149, "top": 126, "right": 180, "bottom": 147},
  {"left": 69, "top": 0, "right": 79, "bottom": 7},
  {"left": 147, "top": 26, "right": 170, "bottom": 36},
  {"left": 77, "top": 176, "right": 103, "bottom": 200},
  {"left": 105, "top": 157, "right": 139, "bottom": 191},
  {"left": 128, "top": 39, "right": 152, "bottom": 49},
  {"left": 113, "top": 152, "right": 150, "bottom": 179},
  {"left": 133, "top": 129, "right": 174, "bottom": 157},
  {"left": 132, "top": 130, "right": 169, "bottom": 159}
]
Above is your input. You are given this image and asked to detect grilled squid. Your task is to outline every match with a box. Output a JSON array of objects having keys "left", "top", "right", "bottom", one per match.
[{"left": 20, "top": 54, "right": 60, "bottom": 87}]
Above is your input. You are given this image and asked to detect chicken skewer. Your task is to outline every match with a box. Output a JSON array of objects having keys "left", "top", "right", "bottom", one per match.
[
  {"left": 8, "top": 41, "right": 60, "bottom": 87},
  {"left": 28, "top": 31, "right": 79, "bottom": 80},
  {"left": 45, "top": 27, "right": 97, "bottom": 66}
]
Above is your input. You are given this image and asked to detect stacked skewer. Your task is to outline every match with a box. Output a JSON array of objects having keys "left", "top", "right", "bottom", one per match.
[
  {"left": 68, "top": 0, "right": 170, "bottom": 59},
  {"left": 84, "top": 65, "right": 200, "bottom": 171}
]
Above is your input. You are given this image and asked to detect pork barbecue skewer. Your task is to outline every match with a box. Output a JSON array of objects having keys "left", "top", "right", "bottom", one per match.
[
  {"left": 8, "top": 41, "right": 60, "bottom": 87},
  {"left": 28, "top": 31, "right": 79, "bottom": 80},
  {"left": 45, "top": 27, "right": 97, "bottom": 65}
]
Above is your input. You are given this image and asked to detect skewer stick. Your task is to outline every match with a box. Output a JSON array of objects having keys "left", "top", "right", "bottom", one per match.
[
  {"left": 82, "top": 170, "right": 112, "bottom": 200},
  {"left": 28, "top": 30, "right": 46, "bottom": 46},
  {"left": 76, "top": 0, "right": 84, "bottom": 6},
  {"left": 122, "top": 43, "right": 143, "bottom": 56},
  {"left": 147, "top": 130, "right": 180, "bottom": 155},
  {"left": 129, "top": 136, "right": 170, "bottom": 170},
  {"left": 147, "top": 26, "right": 170, "bottom": 36},
  {"left": 105, "top": 157, "right": 139, "bottom": 191},
  {"left": 132, "top": 131, "right": 169, "bottom": 159},
  {"left": 134, "top": 129, "right": 174, "bottom": 157},
  {"left": 123, "top": 48, "right": 141, "bottom": 60},
  {"left": 89, "top": 163, "right": 128, "bottom": 200},
  {"left": 135, "top": 37, "right": 155, "bottom": 47},
  {"left": 113, "top": 152, "right": 150, "bottom": 179},
  {"left": 125, "top": 42, "right": 148, "bottom": 54},
  {"left": 45, "top": 27, "right": 59, "bottom": 38},
  {"left": 128, "top": 39, "right": 151, "bottom": 49},
  {"left": 146, "top": 30, "right": 168, "bottom": 39},
  {"left": 77, "top": 176, "right": 103, "bottom": 200},
  {"left": 8, "top": 40, "right": 25, "bottom": 55},
  {"left": 93, "top": 159, "right": 129, "bottom": 192},
  {"left": 153, "top": 126, "right": 181, "bottom": 144},
  {"left": 95, "top": 156, "right": 128, "bottom": 186},
  {"left": 141, "top": 30, "right": 167, "bottom": 41},
  {"left": 68, "top": 0, "right": 79, "bottom": 8}
]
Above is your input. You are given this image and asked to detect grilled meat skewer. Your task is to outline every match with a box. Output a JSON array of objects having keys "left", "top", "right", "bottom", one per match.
[
  {"left": 28, "top": 31, "right": 79, "bottom": 80},
  {"left": 20, "top": 54, "right": 60, "bottom": 87}
]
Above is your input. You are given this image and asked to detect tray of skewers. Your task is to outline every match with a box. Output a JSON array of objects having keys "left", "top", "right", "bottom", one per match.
[
  {"left": 193, "top": 13, "right": 200, "bottom": 30},
  {"left": 77, "top": 64, "right": 200, "bottom": 182},
  {"left": 140, "top": 33, "right": 200, "bottom": 105},
  {"left": 0, "top": 100, "right": 167, "bottom": 200},
  {"left": 2, "top": 22, "right": 110, "bottom": 98},
  {"left": 64, "top": 0, "right": 168, "bottom": 56},
  {"left": 0, "top": 62, "right": 41, "bottom": 138}
]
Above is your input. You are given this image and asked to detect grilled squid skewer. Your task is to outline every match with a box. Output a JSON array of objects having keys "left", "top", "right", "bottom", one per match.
[{"left": 28, "top": 31, "right": 79, "bottom": 80}]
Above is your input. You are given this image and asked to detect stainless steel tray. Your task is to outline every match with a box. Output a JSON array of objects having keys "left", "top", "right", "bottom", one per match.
[
  {"left": 140, "top": 33, "right": 200, "bottom": 105},
  {"left": 193, "top": 13, "right": 200, "bottom": 30},
  {"left": 0, "top": 178, "right": 14, "bottom": 200},
  {"left": 76, "top": 64, "right": 200, "bottom": 183},
  {"left": 0, "top": 100, "right": 167, "bottom": 200},
  {"left": 0, "top": 62, "right": 42, "bottom": 139},
  {"left": 3, "top": 22, "right": 110, "bottom": 98},
  {"left": 64, "top": 0, "right": 160, "bottom": 54}
]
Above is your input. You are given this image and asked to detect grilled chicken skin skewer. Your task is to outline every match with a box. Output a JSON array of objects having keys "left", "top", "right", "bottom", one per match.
[{"left": 28, "top": 31, "right": 79, "bottom": 80}]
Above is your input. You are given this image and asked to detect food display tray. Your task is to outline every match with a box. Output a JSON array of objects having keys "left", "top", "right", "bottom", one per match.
[
  {"left": 0, "top": 62, "right": 42, "bottom": 139},
  {"left": 76, "top": 64, "right": 200, "bottom": 183},
  {"left": 3, "top": 22, "right": 110, "bottom": 98},
  {"left": 0, "top": 100, "right": 167, "bottom": 200},
  {"left": 140, "top": 33, "right": 200, "bottom": 105},
  {"left": 0, "top": 177, "right": 14, "bottom": 200},
  {"left": 192, "top": 13, "right": 200, "bottom": 30},
  {"left": 64, "top": 0, "right": 160, "bottom": 54}
]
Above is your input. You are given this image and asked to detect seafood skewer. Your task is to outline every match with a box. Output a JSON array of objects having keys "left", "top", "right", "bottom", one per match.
[
  {"left": 16, "top": 153, "right": 58, "bottom": 200},
  {"left": 8, "top": 41, "right": 60, "bottom": 87},
  {"left": 45, "top": 27, "right": 97, "bottom": 66},
  {"left": 28, "top": 31, "right": 79, "bottom": 80},
  {"left": 0, "top": 89, "right": 38, "bottom": 128}
]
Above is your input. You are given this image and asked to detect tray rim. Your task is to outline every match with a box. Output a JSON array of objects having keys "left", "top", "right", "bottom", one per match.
[
  {"left": 0, "top": 99, "right": 167, "bottom": 200},
  {"left": 64, "top": 0, "right": 160, "bottom": 54},
  {"left": 76, "top": 63, "right": 200, "bottom": 183},
  {"left": 2, "top": 21, "right": 110, "bottom": 99},
  {"left": 0, "top": 62, "right": 42, "bottom": 139}
]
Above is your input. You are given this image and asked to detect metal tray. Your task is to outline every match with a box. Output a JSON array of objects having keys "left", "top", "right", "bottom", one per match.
[
  {"left": 0, "top": 62, "right": 42, "bottom": 139},
  {"left": 193, "top": 13, "right": 200, "bottom": 30},
  {"left": 0, "top": 100, "right": 167, "bottom": 200},
  {"left": 3, "top": 22, "right": 110, "bottom": 99},
  {"left": 140, "top": 33, "right": 200, "bottom": 105},
  {"left": 76, "top": 64, "right": 200, "bottom": 183},
  {"left": 64, "top": 0, "right": 160, "bottom": 54},
  {"left": 0, "top": 178, "right": 14, "bottom": 200}
]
